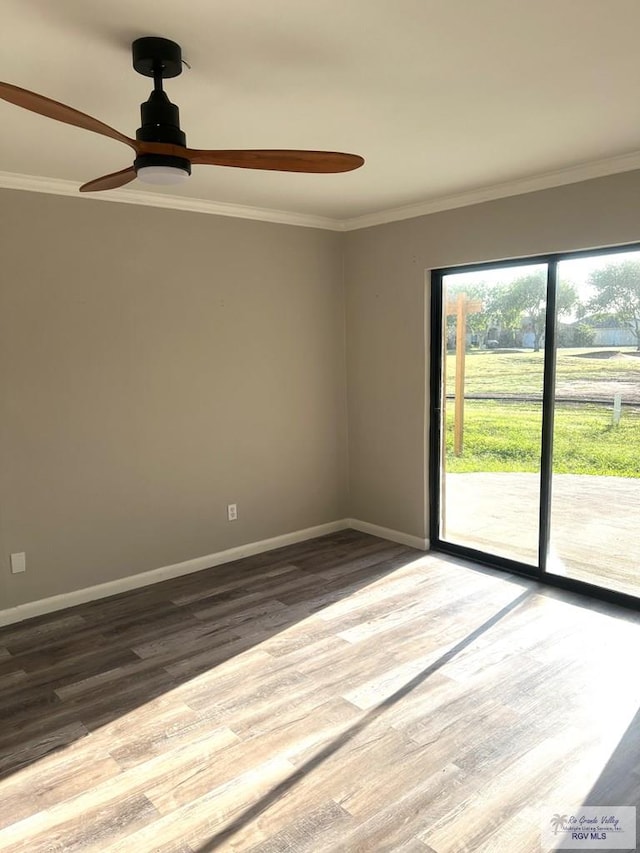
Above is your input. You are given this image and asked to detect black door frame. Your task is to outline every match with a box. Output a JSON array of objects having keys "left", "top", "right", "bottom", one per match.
[{"left": 429, "top": 244, "right": 640, "bottom": 612}]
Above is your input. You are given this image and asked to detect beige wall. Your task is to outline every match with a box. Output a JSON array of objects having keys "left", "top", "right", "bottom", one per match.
[
  {"left": 3, "top": 169, "right": 640, "bottom": 610},
  {"left": 344, "top": 170, "right": 640, "bottom": 540},
  {"left": 0, "top": 190, "right": 347, "bottom": 608}
]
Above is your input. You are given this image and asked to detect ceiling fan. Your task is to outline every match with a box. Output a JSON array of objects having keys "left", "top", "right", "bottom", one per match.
[{"left": 0, "top": 36, "right": 364, "bottom": 193}]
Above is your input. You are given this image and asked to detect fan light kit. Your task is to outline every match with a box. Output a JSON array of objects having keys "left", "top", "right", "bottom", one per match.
[
  {"left": 0, "top": 36, "right": 364, "bottom": 193},
  {"left": 137, "top": 165, "right": 189, "bottom": 185}
]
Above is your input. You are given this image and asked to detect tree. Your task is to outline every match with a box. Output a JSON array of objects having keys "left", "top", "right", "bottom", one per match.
[
  {"left": 572, "top": 322, "right": 596, "bottom": 347},
  {"left": 588, "top": 259, "right": 640, "bottom": 350},
  {"left": 444, "top": 281, "right": 493, "bottom": 348},
  {"left": 489, "top": 272, "right": 578, "bottom": 352}
]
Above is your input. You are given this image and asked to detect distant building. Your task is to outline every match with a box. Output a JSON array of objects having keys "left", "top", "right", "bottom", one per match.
[{"left": 572, "top": 315, "right": 636, "bottom": 347}]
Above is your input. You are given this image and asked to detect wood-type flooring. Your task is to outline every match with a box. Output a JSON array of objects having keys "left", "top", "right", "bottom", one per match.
[{"left": 1, "top": 531, "right": 639, "bottom": 852}]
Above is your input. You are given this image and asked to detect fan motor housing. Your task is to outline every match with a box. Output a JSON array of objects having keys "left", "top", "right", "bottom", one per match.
[{"left": 137, "top": 90, "right": 186, "bottom": 146}]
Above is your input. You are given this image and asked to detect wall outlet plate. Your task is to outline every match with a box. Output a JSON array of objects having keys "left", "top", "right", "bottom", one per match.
[
  {"left": 10, "top": 552, "right": 26, "bottom": 574},
  {"left": 227, "top": 503, "right": 238, "bottom": 521}
]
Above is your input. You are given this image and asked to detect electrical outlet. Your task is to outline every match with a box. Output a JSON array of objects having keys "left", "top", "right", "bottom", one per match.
[
  {"left": 227, "top": 503, "right": 238, "bottom": 521},
  {"left": 10, "top": 552, "right": 26, "bottom": 574}
]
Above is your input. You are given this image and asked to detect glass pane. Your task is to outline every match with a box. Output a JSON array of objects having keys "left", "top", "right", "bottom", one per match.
[
  {"left": 440, "top": 263, "right": 548, "bottom": 565},
  {"left": 548, "top": 250, "right": 640, "bottom": 597}
]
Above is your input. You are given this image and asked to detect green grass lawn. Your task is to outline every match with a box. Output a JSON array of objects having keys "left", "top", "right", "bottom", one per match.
[
  {"left": 445, "top": 401, "right": 640, "bottom": 476},
  {"left": 445, "top": 347, "right": 640, "bottom": 396},
  {"left": 443, "top": 348, "right": 640, "bottom": 477}
]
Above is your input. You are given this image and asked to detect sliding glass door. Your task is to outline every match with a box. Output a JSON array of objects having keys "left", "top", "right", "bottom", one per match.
[
  {"left": 547, "top": 251, "right": 640, "bottom": 598},
  {"left": 431, "top": 247, "right": 640, "bottom": 605},
  {"left": 437, "top": 262, "right": 547, "bottom": 566}
]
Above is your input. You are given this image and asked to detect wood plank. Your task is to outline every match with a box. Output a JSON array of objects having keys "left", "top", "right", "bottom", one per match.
[
  {"left": 0, "top": 739, "right": 122, "bottom": 830},
  {"left": 0, "top": 719, "right": 90, "bottom": 778},
  {"left": 0, "top": 531, "right": 638, "bottom": 852}
]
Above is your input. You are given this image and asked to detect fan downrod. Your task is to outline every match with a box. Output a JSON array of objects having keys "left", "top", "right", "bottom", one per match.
[{"left": 132, "top": 37, "right": 183, "bottom": 79}]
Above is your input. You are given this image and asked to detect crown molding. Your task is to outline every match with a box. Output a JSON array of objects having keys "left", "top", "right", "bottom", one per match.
[
  {"left": 0, "top": 170, "right": 341, "bottom": 231},
  {"left": 2, "top": 148, "right": 640, "bottom": 234},
  {"left": 338, "top": 149, "right": 640, "bottom": 231}
]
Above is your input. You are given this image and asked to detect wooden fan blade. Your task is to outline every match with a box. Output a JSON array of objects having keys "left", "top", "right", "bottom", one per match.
[
  {"left": 79, "top": 167, "right": 137, "bottom": 193},
  {"left": 0, "top": 81, "right": 136, "bottom": 150},
  {"left": 185, "top": 149, "right": 365, "bottom": 173}
]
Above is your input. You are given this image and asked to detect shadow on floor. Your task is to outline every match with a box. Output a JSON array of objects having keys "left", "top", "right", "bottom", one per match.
[
  {"left": 0, "top": 530, "right": 447, "bottom": 782},
  {"left": 583, "top": 705, "right": 640, "bottom": 844},
  {"left": 191, "top": 588, "right": 533, "bottom": 852}
]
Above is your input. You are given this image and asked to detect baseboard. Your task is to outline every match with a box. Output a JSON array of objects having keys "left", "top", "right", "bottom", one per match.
[
  {"left": 0, "top": 519, "right": 349, "bottom": 628},
  {"left": 0, "top": 517, "right": 428, "bottom": 627},
  {"left": 347, "top": 518, "right": 429, "bottom": 551}
]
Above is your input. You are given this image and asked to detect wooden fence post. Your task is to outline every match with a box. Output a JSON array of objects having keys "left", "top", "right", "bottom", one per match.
[
  {"left": 454, "top": 293, "right": 467, "bottom": 456},
  {"left": 445, "top": 294, "right": 483, "bottom": 457}
]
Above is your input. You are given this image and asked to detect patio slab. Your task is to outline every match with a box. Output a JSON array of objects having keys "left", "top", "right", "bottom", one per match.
[{"left": 443, "top": 471, "right": 639, "bottom": 599}]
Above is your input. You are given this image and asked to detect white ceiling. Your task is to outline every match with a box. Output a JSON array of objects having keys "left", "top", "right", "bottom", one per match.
[{"left": 1, "top": 0, "right": 640, "bottom": 227}]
